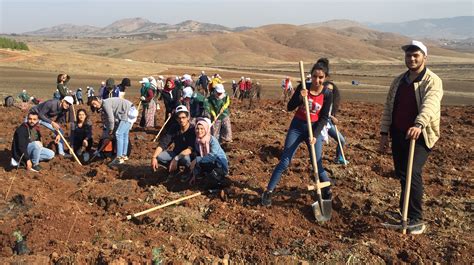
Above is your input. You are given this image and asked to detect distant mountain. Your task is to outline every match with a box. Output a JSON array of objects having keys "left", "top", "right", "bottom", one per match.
[
  {"left": 27, "top": 23, "right": 101, "bottom": 37},
  {"left": 366, "top": 16, "right": 474, "bottom": 40},
  {"left": 303, "top": 19, "right": 368, "bottom": 30},
  {"left": 24, "top": 18, "right": 236, "bottom": 37}
]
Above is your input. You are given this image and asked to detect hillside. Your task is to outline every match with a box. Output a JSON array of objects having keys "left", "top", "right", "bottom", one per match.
[{"left": 112, "top": 24, "right": 474, "bottom": 65}]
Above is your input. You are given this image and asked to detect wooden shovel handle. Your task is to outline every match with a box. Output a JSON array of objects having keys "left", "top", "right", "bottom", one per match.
[
  {"left": 57, "top": 129, "right": 82, "bottom": 166},
  {"left": 402, "top": 138, "right": 416, "bottom": 234},
  {"left": 127, "top": 191, "right": 202, "bottom": 220},
  {"left": 299, "top": 61, "right": 326, "bottom": 195},
  {"left": 153, "top": 115, "right": 172, "bottom": 142}
]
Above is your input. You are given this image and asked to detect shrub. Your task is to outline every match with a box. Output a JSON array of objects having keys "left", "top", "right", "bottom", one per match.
[{"left": 0, "top": 37, "right": 29, "bottom": 51}]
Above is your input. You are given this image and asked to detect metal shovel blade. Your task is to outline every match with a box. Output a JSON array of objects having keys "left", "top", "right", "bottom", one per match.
[{"left": 311, "top": 199, "right": 332, "bottom": 222}]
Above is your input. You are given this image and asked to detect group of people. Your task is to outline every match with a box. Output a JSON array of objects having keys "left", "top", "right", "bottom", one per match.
[{"left": 9, "top": 40, "right": 442, "bottom": 234}]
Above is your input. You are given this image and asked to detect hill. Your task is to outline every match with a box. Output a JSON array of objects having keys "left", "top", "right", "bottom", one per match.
[
  {"left": 366, "top": 16, "right": 474, "bottom": 40},
  {"left": 112, "top": 24, "right": 473, "bottom": 65},
  {"left": 25, "top": 18, "right": 235, "bottom": 37}
]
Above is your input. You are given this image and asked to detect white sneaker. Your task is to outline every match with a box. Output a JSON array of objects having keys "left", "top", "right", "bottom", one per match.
[
  {"left": 109, "top": 157, "right": 124, "bottom": 166},
  {"left": 121, "top": 156, "right": 129, "bottom": 161}
]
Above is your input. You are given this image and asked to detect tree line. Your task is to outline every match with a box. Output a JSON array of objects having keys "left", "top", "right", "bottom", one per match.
[{"left": 0, "top": 37, "right": 29, "bottom": 51}]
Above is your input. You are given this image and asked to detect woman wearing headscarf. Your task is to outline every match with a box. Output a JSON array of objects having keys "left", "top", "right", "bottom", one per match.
[
  {"left": 139, "top": 77, "right": 156, "bottom": 129},
  {"left": 160, "top": 77, "right": 182, "bottom": 120},
  {"left": 189, "top": 118, "right": 229, "bottom": 188}
]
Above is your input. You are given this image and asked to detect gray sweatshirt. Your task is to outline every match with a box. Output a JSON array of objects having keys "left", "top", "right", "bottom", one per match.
[
  {"left": 30, "top": 99, "right": 72, "bottom": 124},
  {"left": 101, "top": 98, "right": 132, "bottom": 132}
]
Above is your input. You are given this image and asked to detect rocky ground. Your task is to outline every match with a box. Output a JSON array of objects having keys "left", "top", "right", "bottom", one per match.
[{"left": 0, "top": 99, "right": 472, "bottom": 263}]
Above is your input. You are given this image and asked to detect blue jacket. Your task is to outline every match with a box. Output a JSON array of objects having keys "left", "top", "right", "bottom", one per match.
[
  {"left": 102, "top": 86, "right": 120, "bottom": 99},
  {"left": 195, "top": 135, "right": 228, "bottom": 175}
]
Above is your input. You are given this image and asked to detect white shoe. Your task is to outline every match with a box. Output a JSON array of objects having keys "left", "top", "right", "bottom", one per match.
[
  {"left": 121, "top": 156, "right": 129, "bottom": 161},
  {"left": 109, "top": 157, "right": 124, "bottom": 166}
]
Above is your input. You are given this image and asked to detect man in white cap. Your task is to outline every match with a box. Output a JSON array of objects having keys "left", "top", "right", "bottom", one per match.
[
  {"left": 379, "top": 40, "right": 443, "bottom": 234},
  {"left": 29, "top": 96, "right": 75, "bottom": 156},
  {"left": 151, "top": 105, "right": 196, "bottom": 178}
]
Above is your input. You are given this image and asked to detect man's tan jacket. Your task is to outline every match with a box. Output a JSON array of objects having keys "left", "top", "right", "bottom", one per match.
[{"left": 380, "top": 68, "right": 443, "bottom": 149}]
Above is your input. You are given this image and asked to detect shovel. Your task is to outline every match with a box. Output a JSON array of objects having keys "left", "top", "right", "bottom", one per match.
[
  {"left": 401, "top": 138, "right": 416, "bottom": 234},
  {"left": 334, "top": 124, "right": 347, "bottom": 166},
  {"left": 88, "top": 137, "right": 112, "bottom": 164},
  {"left": 298, "top": 61, "right": 332, "bottom": 222},
  {"left": 152, "top": 115, "right": 172, "bottom": 142}
]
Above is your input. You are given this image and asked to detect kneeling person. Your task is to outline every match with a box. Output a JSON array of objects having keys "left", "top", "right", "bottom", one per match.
[
  {"left": 190, "top": 118, "right": 229, "bottom": 188},
  {"left": 11, "top": 112, "right": 55, "bottom": 172},
  {"left": 151, "top": 105, "right": 195, "bottom": 177}
]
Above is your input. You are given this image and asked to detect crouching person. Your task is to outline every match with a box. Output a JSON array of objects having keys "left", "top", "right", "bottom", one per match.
[
  {"left": 151, "top": 105, "right": 195, "bottom": 179},
  {"left": 89, "top": 96, "right": 137, "bottom": 165},
  {"left": 11, "top": 112, "right": 55, "bottom": 172},
  {"left": 71, "top": 109, "right": 93, "bottom": 162},
  {"left": 190, "top": 118, "right": 229, "bottom": 189}
]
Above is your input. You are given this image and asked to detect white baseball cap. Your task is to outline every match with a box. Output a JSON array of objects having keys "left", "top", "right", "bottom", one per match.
[
  {"left": 183, "top": 86, "right": 193, "bottom": 98},
  {"left": 215, "top": 84, "right": 225, "bottom": 94},
  {"left": 63, "top": 96, "right": 74, "bottom": 105},
  {"left": 181, "top": 74, "right": 192, "bottom": 81},
  {"left": 139, "top": 77, "right": 149, "bottom": 83},
  {"left": 402, "top": 40, "right": 428, "bottom": 56},
  {"left": 175, "top": 105, "right": 189, "bottom": 114}
]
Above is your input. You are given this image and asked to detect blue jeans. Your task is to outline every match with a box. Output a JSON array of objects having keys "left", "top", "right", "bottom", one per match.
[
  {"left": 327, "top": 121, "right": 346, "bottom": 159},
  {"left": 27, "top": 141, "right": 55, "bottom": 165},
  {"left": 267, "top": 118, "right": 329, "bottom": 191},
  {"left": 38, "top": 120, "right": 65, "bottom": 155},
  {"left": 115, "top": 121, "right": 132, "bottom": 157},
  {"left": 157, "top": 150, "right": 191, "bottom": 169}
]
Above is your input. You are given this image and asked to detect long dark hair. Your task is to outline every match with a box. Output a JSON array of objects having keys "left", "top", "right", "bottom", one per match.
[
  {"left": 76, "top": 108, "right": 89, "bottom": 125},
  {"left": 310, "top": 58, "right": 330, "bottom": 77},
  {"left": 324, "top": 81, "right": 340, "bottom": 115}
]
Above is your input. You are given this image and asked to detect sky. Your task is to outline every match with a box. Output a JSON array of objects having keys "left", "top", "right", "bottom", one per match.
[{"left": 1, "top": 0, "right": 473, "bottom": 33}]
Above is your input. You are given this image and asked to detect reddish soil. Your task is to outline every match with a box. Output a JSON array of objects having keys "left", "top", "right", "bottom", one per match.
[{"left": 0, "top": 99, "right": 472, "bottom": 263}]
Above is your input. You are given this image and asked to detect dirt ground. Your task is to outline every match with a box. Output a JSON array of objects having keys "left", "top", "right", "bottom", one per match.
[{"left": 0, "top": 98, "right": 472, "bottom": 263}]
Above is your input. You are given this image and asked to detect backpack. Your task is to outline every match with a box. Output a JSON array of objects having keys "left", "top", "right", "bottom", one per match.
[{"left": 4, "top": 96, "right": 14, "bottom": 107}]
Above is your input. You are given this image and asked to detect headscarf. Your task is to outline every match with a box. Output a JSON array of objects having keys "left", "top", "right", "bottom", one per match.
[
  {"left": 164, "top": 78, "right": 176, "bottom": 93},
  {"left": 195, "top": 118, "right": 212, "bottom": 157}
]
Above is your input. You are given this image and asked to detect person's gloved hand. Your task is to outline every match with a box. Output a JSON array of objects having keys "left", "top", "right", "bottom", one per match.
[{"left": 140, "top": 96, "right": 146, "bottom": 101}]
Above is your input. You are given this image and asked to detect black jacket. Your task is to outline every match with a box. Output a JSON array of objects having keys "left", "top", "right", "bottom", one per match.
[
  {"left": 11, "top": 123, "right": 42, "bottom": 163},
  {"left": 160, "top": 89, "right": 182, "bottom": 114}
]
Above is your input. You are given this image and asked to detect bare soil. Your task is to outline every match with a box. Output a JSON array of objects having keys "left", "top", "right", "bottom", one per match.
[{"left": 0, "top": 99, "right": 472, "bottom": 263}]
